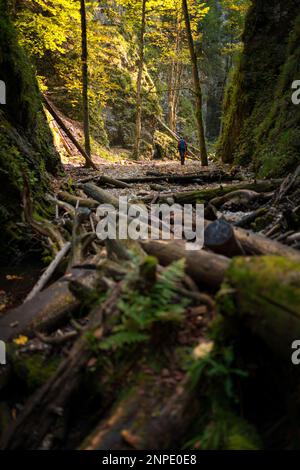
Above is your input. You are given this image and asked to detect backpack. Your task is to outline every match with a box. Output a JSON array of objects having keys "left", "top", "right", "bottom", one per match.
[{"left": 178, "top": 139, "right": 186, "bottom": 150}]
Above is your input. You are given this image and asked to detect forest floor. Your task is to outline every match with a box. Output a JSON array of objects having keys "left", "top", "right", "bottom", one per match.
[{"left": 1, "top": 157, "right": 300, "bottom": 450}]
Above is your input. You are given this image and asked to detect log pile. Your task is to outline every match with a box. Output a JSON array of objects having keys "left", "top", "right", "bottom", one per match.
[{"left": 1, "top": 166, "right": 300, "bottom": 450}]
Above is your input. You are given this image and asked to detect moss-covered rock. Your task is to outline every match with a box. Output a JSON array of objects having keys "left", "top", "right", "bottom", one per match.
[
  {"left": 217, "top": 0, "right": 300, "bottom": 177},
  {"left": 152, "top": 130, "right": 178, "bottom": 160}
]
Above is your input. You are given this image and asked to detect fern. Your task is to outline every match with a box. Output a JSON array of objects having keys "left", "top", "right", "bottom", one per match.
[{"left": 101, "top": 259, "right": 189, "bottom": 351}]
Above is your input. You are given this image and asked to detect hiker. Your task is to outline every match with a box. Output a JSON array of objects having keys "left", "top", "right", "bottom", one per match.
[{"left": 178, "top": 137, "right": 187, "bottom": 166}]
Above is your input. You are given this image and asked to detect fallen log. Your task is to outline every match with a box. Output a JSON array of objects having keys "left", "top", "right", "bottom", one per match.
[
  {"left": 78, "top": 183, "right": 300, "bottom": 262},
  {"left": 58, "top": 191, "right": 99, "bottom": 209},
  {"left": 80, "top": 182, "right": 120, "bottom": 207},
  {"left": 210, "top": 189, "right": 269, "bottom": 209},
  {"left": 43, "top": 96, "right": 97, "bottom": 170},
  {"left": 232, "top": 225, "right": 300, "bottom": 261},
  {"left": 0, "top": 268, "right": 98, "bottom": 342},
  {"left": 141, "top": 240, "right": 229, "bottom": 290},
  {"left": 204, "top": 219, "right": 244, "bottom": 257},
  {"left": 116, "top": 171, "right": 239, "bottom": 185},
  {"left": 98, "top": 175, "right": 131, "bottom": 189},
  {"left": 235, "top": 207, "right": 268, "bottom": 228},
  {"left": 142, "top": 180, "right": 292, "bottom": 205},
  {"left": 219, "top": 256, "right": 300, "bottom": 359},
  {"left": 81, "top": 375, "right": 198, "bottom": 450},
  {"left": 286, "top": 232, "right": 300, "bottom": 244}
]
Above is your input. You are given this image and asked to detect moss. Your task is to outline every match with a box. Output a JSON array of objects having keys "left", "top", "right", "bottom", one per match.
[
  {"left": 0, "top": 1, "right": 62, "bottom": 258},
  {"left": 189, "top": 410, "right": 261, "bottom": 450},
  {"left": 13, "top": 353, "right": 60, "bottom": 392},
  {"left": 218, "top": 256, "right": 300, "bottom": 357},
  {"left": 217, "top": 1, "right": 300, "bottom": 177},
  {"left": 250, "top": 213, "right": 274, "bottom": 232},
  {"left": 153, "top": 131, "right": 178, "bottom": 160}
]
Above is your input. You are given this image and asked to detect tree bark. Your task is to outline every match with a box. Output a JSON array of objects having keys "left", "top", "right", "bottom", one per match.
[
  {"left": 80, "top": 0, "right": 92, "bottom": 164},
  {"left": 182, "top": 0, "right": 208, "bottom": 166},
  {"left": 133, "top": 0, "right": 147, "bottom": 160}
]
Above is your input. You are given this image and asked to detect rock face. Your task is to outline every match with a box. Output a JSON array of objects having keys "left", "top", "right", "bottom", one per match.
[
  {"left": 217, "top": 0, "right": 300, "bottom": 177},
  {"left": 0, "top": 0, "right": 62, "bottom": 258}
]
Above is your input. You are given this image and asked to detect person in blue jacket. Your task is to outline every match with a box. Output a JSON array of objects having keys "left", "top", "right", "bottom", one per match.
[{"left": 178, "top": 137, "right": 188, "bottom": 166}]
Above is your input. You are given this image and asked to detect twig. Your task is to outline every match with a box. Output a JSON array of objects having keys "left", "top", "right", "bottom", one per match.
[{"left": 24, "top": 242, "right": 71, "bottom": 303}]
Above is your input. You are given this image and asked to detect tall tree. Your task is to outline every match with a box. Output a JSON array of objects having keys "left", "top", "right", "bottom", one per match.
[
  {"left": 80, "top": 0, "right": 92, "bottom": 166},
  {"left": 133, "top": 0, "right": 147, "bottom": 160},
  {"left": 182, "top": 0, "right": 208, "bottom": 166},
  {"left": 167, "top": 6, "right": 183, "bottom": 132}
]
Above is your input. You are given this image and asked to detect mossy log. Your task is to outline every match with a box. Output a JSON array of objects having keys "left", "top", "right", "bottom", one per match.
[
  {"left": 219, "top": 256, "right": 300, "bottom": 358},
  {"left": 210, "top": 189, "right": 270, "bottom": 209},
  {"left": 144, "top": 180, "right": 293, "bottom": 205},
  {"left": 58, "top": 191, "right": 99, "bottom": 209},
  {"left": 81, "top": 182, "right": 120, "bottom": 207},
  {"left": 235, "top": 207, "right": 269, "bottom": 228}
]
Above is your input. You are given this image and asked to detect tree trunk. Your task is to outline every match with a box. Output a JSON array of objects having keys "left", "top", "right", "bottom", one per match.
[
  {"left": 80, "top": 0, "right": 92, "bottom": 165},
  {"left": 133, "top": 0, "right": 147, "bottom": 160},
  {"left": 182, "top": 0, "right": 208, "bottom": 166},
  {"left": 167, "top": 11, "right": 183, "bottom": 132}
]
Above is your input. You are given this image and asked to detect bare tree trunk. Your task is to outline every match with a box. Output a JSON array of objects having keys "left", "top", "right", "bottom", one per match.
[
  {"left": 167, "top": 58, "right": 182, "bottom": 133},
  {"left": 133, "top": 0, "right": 147, "bottom": 160},
  {"left": 80, "top": 0, "right": 92, "bottom": 166},
  {"left": 168, "top": 11, "right": 183, "bottom": 133},
  {"left": 182, "top": 0, "right": 208, "bottom": 166}
]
